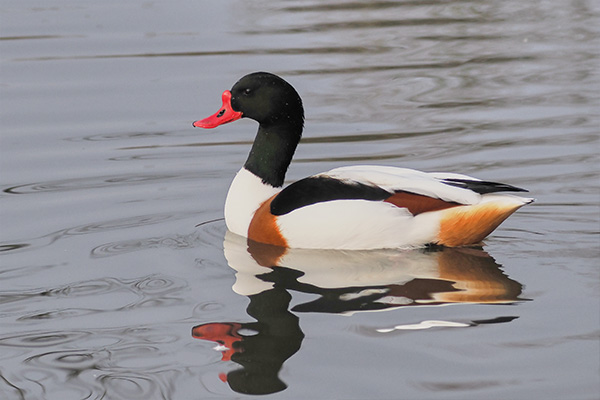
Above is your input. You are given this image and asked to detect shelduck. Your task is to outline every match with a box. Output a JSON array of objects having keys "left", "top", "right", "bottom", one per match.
[{"left": 193, "top": 72, "right": 533, "bottom": 250}]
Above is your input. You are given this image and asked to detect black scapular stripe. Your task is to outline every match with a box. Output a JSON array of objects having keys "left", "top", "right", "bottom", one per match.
[
  {"left": 441, "top": 178, "right": 528, "bottom": 194},
  {"left": 270, "top": 176, "right": 392, "bottom": 216}
]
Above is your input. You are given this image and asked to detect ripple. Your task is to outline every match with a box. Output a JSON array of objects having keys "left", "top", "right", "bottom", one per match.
[
  {"left": 0, "top": 212, "right": 198, "bottom": 255},
  {"left": 91, "top": 233, "right": 201, "bottom": 258},
  {"left": 100, "top": 374, "right": 161, "bottom": 400},
  {"left": 0, "top": 34, "right": 84, "bottom": 41},
  {"left": 0, "top": 243, "right": 29, "bottom": 252},
  {"left": 65, "top": 214, "right": 181, "bottom": 235},
  {"left": 194, "top": 218, "right": 228, "bottom": 246},
  {"left": 91, "top": 219, "right": 226, "bottom": 258},
  {"left": 282, "top": 1, "right": 447, "bottom": 12},
  {"left": 109, "top": 152, "right": 194, "bottom": 162},
  {"left": 419, "top": 379, "right": 519, "bottom": 392},
  {"left": 130, "top": 275, "right": 187, "bottom": 300},
  {"left": 301, "top": 126, "right": 464, "bottom": 144},
  {"left": 0, "top": 331, "right": 92, "bottom": 348},
  {"left": 2, "top": 274, "right": 186, "bottom": 313},
  {"left": 67, "top": 130, "right": 173, "bottom": 142},
  {"left": 105, "top": 344, "right": 161, "bottom": 363},
  {"left": 25, "top": 349, "right": 109, "bottom": 371},
  {"left": 0, "top": 277, "right": 125, "bottom": 304},
  {"left": 134, "top": 276, "right": 176, "bottom": 294},
  {"left": 17, "top": 308, "right": 100, "bottom": 321},
  {"left": 120, "top": 275, "right": 188, "bottom": 310},
  {"left": 283, "top": 55, "right": 539, "bottom": 76},
  {"left": 194, "top": 302, "right": 225, "bottom": 313},
  {"left": 50, "top": 278, "right": 123, "bottom": 297},
  {"left": 244, "top": 17, "right": 497, "bottom": 35},
  {"left": 16, "top": 45, "right": 390, "bottom": 62},
  {"left": 3, "top": 173, "right": 180, "bottom": 195}
]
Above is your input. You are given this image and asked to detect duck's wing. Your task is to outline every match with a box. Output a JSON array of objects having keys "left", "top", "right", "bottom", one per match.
[
  {"left": 271, "top": 175, "right": 391, "bottom": 216},
  {"left": 271, "top": 165, "right": 529, "bottom": 216},
  {"left": 328, "top": 165, "right": 527, "bottom": 196}
]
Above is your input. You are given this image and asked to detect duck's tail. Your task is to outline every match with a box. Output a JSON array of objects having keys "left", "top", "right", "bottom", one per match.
[{"left": 436, "top": 194, "right": 534, "bottom": 247}]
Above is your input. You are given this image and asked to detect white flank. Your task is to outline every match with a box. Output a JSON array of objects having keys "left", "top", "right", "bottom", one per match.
[{"left": 277, "top": 199, "right": 442, "bottom": 249}]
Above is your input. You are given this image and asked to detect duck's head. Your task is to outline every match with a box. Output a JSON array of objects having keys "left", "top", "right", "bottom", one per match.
[
  {"left": 193, "top": 72, "right": 305, "bottom": 187},
  {"left": 193, "top": 72, "right": 304, "bottom": 129}
]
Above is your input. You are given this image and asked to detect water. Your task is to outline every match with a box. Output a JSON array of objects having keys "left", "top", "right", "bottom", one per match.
[{"left": 1, "top": 0, "right": 599, "bottom": 398}]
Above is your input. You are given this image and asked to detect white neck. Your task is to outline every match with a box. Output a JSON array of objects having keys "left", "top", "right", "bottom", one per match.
[{"left": 224, "top": 168, "right": 281, "bottom": 237}]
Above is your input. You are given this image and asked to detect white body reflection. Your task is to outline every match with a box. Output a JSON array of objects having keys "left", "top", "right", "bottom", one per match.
[{"left": 224, "top": 230, "right": 523, "bottom": 311}]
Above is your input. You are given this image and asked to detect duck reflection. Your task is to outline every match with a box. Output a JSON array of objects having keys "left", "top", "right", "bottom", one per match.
[{"left": 192, "top": 231, "right": 523, "bottom": 395}]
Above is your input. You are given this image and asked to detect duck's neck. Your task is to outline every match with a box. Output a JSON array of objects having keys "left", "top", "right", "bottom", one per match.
[{"left": 243, "top": 121, "right": 302, "bottom": 188}]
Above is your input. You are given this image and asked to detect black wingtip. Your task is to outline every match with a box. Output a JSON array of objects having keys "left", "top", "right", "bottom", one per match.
[{"left": 441, "top": 178, "right": 529, "bottom": 194}]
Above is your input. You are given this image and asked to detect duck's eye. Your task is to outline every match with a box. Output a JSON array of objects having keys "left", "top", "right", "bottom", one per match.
[{"left": 244, "top": 88, "right": 252, "bottom": 95}]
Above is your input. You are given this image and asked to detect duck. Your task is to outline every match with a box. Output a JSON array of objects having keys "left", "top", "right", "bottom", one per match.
[{"left": 193, "top": 72, "right": 534, "bottom": 250}]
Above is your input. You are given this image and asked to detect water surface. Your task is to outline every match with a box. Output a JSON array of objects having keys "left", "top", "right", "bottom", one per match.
[{"left": 1, "top": 0, "right": 599, "bottom": 399}]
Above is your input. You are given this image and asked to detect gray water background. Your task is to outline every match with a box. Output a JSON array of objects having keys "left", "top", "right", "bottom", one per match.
[{"left": 1, "top": 0, "right": 599, "bottom": 399}]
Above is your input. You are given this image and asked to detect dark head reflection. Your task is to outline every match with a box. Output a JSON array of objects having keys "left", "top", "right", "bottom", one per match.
[
  {"left": 192, "top": 232, "right": 524, "bottom": 395},
  {"left": 193, "top": 286, "right": 302, "bottom": 395}
]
